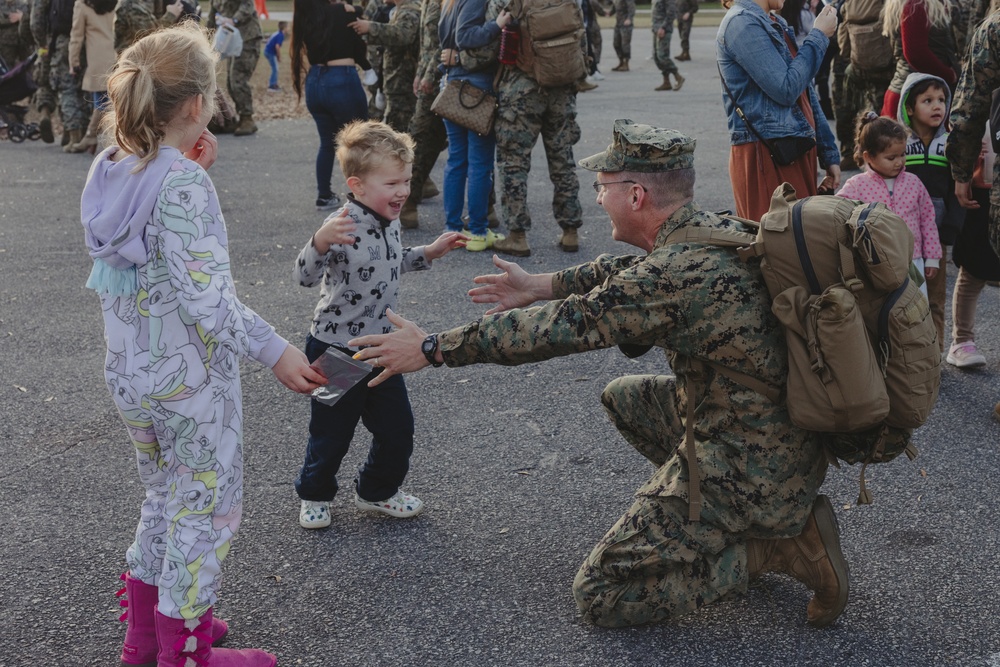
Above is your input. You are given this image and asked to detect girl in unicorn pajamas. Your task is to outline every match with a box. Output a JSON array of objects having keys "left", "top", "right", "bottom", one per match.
[{"left": 79, "top": 24, "right": 325, "bottom": 667}]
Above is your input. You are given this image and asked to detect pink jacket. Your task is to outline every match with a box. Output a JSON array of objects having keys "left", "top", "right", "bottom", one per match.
[{"left": 836, "top": 168, "right": 942, "bottom": 262}]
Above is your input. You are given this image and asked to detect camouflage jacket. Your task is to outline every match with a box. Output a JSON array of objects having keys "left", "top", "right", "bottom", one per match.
[
  {"left": 438, "top": 202, "right": 826, "bottom": 533},
  {"left": 207, "top": 0, "right": 261, "bottom": 41},
  {"left": 365, "top": 0, "right": 420, "bottom": 95},
  {"left": 29, "top": 0, "right": 46, "bottom": 45},
  {"left": 608, "top": 0, "right": 634, "bottom": 24},
  {"left": 651, "top": 0, "right": 676, "bottom": 32},
  {"left": 114, "top": 0, "right": 178, "bottom": 51},
  {"left": 415, "top": 0, "right": 441, "bottom": 84},
  {"left": 0, "top": 0, "right": 27, "bottom": 28},
  {"left": 676, "top": 0, "right": 698, "bottom": 16},
  {"left": 363, "top": 0, "right": 387, "bottom": 86},
  {"left": 947, "top": 12, "right": 1000, "bottom": 192}
]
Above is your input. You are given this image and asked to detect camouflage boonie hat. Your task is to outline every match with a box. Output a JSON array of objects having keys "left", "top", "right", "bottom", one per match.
[{"left": 579, "top": 119, "right": 696, "bottom": 173}]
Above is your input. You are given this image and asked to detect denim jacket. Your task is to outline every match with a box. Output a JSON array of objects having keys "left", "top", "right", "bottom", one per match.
[{"left": 717, "top": 0, "right": 840, "bottom": 168}]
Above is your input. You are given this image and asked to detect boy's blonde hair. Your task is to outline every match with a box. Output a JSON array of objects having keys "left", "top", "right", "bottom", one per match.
[
  {"left": 335, "top": 121, "right": 416, "bottom": 179},
  {"left": 104, "top": 22, "right": 218, "bottom": 170}
]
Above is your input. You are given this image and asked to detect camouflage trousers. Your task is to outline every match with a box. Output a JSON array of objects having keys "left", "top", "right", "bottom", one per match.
[
  {"left": 613, "top": 23, "right": 632, "bottom": 60},
  {"left": 494, "top": 73, "right": 582, "bottom": 232},
  {"left": 407, "top": 86, "right": 447, "bottom": 199},
  {"left": 586, "top": 20, "right": 602, "bottom": 71},
  {"left": 32, "top": 47, "right": 56, "bottom": 113},
  {"left": 572, "top": 374, "right": 750, "bottom": 627},
  {"left": 50, "top": 34, "right": 88, "bottom": 131},
  {"left": 653, "top": 28, "right": 677, "bottom": 75},
  {"left": 676, "top": 16, "right": 692, "bottom": 53},
  {"left": 383, "top": 88, "right": 417, "bottom": 134},
  {"left": 225, "top": 37, "right": 260, "bottom": 117},
  {"left": 0, "top": 25, "right": 30, "bottom": 72},
  {"left": 834, "top": 65, "right": 892, "bottom": 164}
]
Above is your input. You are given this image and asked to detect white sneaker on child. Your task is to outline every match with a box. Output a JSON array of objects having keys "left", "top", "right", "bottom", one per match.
[
  {"left": 299, "top": 500, "right": 332, "bottom": 529},
  {"left": 946, "top": 341, "right": 986, "bottom": 368},
  {"left": 355, "top": 490, "right": 423, "bottom": 518}
]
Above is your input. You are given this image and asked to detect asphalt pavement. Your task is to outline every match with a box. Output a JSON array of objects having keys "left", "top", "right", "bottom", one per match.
[{"left": 2, "top": 25, "right": 1000, "bottom": 667}]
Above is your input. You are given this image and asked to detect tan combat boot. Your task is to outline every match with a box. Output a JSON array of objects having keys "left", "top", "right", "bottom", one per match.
[
  {"left": 38, "top": 108, "right": 54, "bottom": 143},
  {"left": 655, "top": 74, "right": 673, "bottom": 91},
  {"left": 399, "top": 197, "right": 419, "bottom": 229},
  {"left": 487, "top": 202, "right": 499, "bottom": 229},
  {"left": 672, "top": 72, "right": 685, "bottom": 91},
  {"left": 62, "top": 129, "right": 82, "bottom": 153},
  {"left": 492, "top": 229, "right": 530, "bottom": 257},
  {"left": 746, "top": 495, "right": 849, "bottom": 627},
  {"left": 233, "top": 114, "right": 258, "bottom": 136},
  {"left": 611, "top": 59, "right": 628, "bottom": 72},
  {"left": 677, "top": 49, "right": 690, "bottom": 61},
  {"left": 558, "top": 228, "right": 578, "bottom": 252},
  {"left": 422, "top": 178, "right": 440, "bottom": 200}
]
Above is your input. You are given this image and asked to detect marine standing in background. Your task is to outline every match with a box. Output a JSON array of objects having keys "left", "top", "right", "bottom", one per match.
[
  {"left": 607, "top": 0, "right": 633, "bottom": 71},
  {"left": 675, "top": 0, "right": 697, "bottom": 60},
  {"left": 350, "top": 0, "right": 420, "bottom": 133},
  {"left": 651, "top": 0, "right": 684, "bottom": 91},
  {"left": 28, "top": 0, "right": 55, "bottom": 142},
  {"left": 49, "top": 0, "right": 90, "bottom": 148},
  {"left": 0, "top": 0, "right": 31, "bottom": 71},
  {"left": 207, "top": 0, "right": 262, "bottom": 136},
  {"left": 399, "top": 0, "right": 446, "bottom": 229},
  {"left": 361, "top": 0, "right": 388, "bottom": 121},
  {"left": 114, "top": 0, "right": 180, "bottom": 51},
  {"left": 486, "top": 0, "right": 583, "bottom": 257}
]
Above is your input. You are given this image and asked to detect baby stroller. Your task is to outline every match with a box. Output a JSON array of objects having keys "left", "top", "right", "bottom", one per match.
[{"left": 0, "top": 51, "right": 42, "bottom": 143}]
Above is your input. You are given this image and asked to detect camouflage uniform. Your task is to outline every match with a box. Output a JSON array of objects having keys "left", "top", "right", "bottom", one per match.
[
  {"left": 609, "top": 0, "right": 633, "bottom": 62},
  {"left": 407, "top": 0, "right": 447, "bottom": 199},
  {"left": 114, "top": 0, "right": 179, "bottom": 51},
  {"left": 675, "top": 0, "right": 697, "bottom": 57},
  {"left": 487, "top": 0, "right": 582, "bottom": 237},
  {"left": 436, "top": 122, "right": 828, "bottom": 627},
  {"left": 28, "top": 0, "right": 54, "bottom": 113},
  {"left": 50, "top": 26, "right": 88, "bottom": 131},
  {"left": 364, "top": 0, "right": 420, "bottom": 133},
  {"left": 651, "top": 0, "right": 677, "bottom": 78},
  {"left": 947, "top": 12, "right": 1000, "bottom": 256},
  {"left": 362, "top": 0, "right": 388, "bottom": 122},
  {"left": 0, "top": 0, "right": 30, "bottom": 71},
  {"left": 586, "top": 0, "right": 603, "bottom": 71},
  {"left": 207, "top": 0, "right": 261, "bottom": 118}
]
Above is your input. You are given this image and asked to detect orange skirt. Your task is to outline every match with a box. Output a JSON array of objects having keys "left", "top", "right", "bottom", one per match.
[{"left": 729, "top": 141, "right": 819, "bottom": 221}]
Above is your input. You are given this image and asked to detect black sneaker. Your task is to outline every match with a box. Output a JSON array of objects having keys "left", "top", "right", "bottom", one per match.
[{"left": 316, "top": 194, "right": 341, "bottom": 211}]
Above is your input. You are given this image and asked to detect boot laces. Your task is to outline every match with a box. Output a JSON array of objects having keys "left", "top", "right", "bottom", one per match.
[
  {"left": 171, "top": 615, "right": 215, "bottom": 665},
  {"left": 116, "top": 571, "right": 128, "bottom": 622}
]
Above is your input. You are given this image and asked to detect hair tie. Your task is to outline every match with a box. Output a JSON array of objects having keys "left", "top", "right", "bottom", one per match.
[{"left": 863, "top": 110, "right": 879, "bottom": 123}]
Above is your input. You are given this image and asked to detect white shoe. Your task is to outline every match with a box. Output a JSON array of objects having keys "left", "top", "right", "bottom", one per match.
[
  {"left": 591, "top": 69, "right": 605, "bottom": 81},
  {"left": 355, "top": 490, "right": 423, "bottom": 518},
  {"left": 946, "top": 341, "right": 986, "bottom": 368},
  {"left": 299, "top": 500, "right": 332, "bottom": 529}
]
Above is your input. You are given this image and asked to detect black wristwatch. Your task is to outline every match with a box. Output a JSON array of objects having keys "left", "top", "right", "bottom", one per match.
[{"left": 421, "top": 333, "right": 444, "bottom": 367}]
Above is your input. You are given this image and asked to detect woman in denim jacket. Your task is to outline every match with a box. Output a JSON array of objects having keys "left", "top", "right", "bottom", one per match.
[{"left": 717, "top": 0, "right": 841, "bottom": 220}]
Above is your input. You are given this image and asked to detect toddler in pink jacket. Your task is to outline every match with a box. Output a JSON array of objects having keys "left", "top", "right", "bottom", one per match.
[{"left": 837, "top": 112, "right": 942, "bottom": 295}]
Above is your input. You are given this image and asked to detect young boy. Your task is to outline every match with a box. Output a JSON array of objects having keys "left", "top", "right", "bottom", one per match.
[
  {"left": 897, "top": 72, "right": 965, "bottom": 356},
  {"left": 294, "top": 120, "right": 466, "bottom": 529},
  {"left": 264, "top": 21, "right": 288, "bottom": 91}
]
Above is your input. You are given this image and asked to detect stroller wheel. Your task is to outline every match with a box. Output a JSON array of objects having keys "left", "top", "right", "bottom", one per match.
[
  {"left": 27, "top": 122, "right": 41, "bottom": 141},
  {"left": 9, "top": 123, "right": 27, "bottom": 143}
]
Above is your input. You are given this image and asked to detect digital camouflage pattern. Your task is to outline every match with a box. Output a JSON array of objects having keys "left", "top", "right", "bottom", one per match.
[
  {"left": 651, "top": 0, "right": 678, "bottom": 77},
  {"left": 28, "top": 0, "right": 55, "bottom": 112},
  {"left": 437, "top": 200, "right": 827, "bottom": 627},
  {"left": 408, "top": 0, "right": 446, "bottom": 197},
  {"left": 579, "top": 119, "right": 694, "bottom": 172},
  {"left": 207, "top": 0, "right": 261, "bottom": 117},
  {"left": 365, "top": 0, "right": 420, "bottom": 132},
  {"left": 486, "top": 0, "right": 582, "bottom": 234},
  {"left": 114, "top": 0, "right": 178, "bottom": 51},
  {"left": 363, "top": 0, "right": 387, "bottom": 121},
  {"left": 0, "top": 0, "right": 30, "bottom": 70},
  {"left": 609, "top": 0, "right": 634, "bottom": 61},
  {"left": 947, "top": 11, "right": 1000, "bottom": 256},
  {"left": 50, "top": 33, "right": 88, "bottom": 130},
  {"left": 675, "top": 0, "right": 697, "bottom": 54}
]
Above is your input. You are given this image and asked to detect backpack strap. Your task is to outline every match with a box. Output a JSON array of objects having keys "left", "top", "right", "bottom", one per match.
[{"left": 663, "top": 226, "right": 765, "bottom": 262}]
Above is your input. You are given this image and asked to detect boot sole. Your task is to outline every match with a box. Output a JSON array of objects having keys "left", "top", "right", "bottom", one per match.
[{"left": 808, "top": 494, "right": 850, "bottom": 627}]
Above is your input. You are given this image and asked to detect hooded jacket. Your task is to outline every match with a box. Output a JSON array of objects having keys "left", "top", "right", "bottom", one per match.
[{"left": 897, "top": 71, "right": 966, "bottom": 243}]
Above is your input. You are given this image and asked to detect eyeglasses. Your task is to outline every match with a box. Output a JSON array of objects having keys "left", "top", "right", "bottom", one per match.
[{"left": 592, "top": 179, "right": 643, "bottom": 193}]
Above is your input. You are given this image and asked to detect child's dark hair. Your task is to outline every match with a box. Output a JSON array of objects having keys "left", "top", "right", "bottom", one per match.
[
  {"left": 904, "top": 78, "right": 947, "bottom": 113},
  {"left": 278, "top": 20, "right": 288, "bottom": 30},
  {"left": 853, "top": 111, "right": 908, "bottom": 165}
]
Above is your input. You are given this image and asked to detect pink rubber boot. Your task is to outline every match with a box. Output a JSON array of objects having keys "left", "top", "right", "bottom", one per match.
[
  {"left": 118, "top": 573, "right": 229, "bottom": 667},
  {"left": 154, "top": 608, "right": 277, "bottom": 667}
]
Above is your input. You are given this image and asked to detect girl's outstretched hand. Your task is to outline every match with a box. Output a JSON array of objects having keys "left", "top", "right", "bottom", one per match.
[
  {"left": 272, "top": 345, "right": 328, "bottom": 394},
  {"left": 185, "top": 129, "right": 218, "bottom": 170},
  {"left": 424, "top": 231, "right": 468, "bottom": 260}
]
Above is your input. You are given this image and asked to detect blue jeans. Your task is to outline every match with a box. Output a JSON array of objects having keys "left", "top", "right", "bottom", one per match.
[
  {"left": 442, "top": 71, "right": 496, "bottom": 235},
  {"left": 265, "top": 51, "right": 279, "bottom": 88},
  {"left": 295, "top": 336, "right": 415, "bottom": 503},
  {"left": 305, "top": 65, "right": 369, "bottom": 199}
]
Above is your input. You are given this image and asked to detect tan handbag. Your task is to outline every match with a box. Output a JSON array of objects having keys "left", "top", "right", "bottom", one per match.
[{"left": 430, "top": 78, "right": 497, "bottom": 136}]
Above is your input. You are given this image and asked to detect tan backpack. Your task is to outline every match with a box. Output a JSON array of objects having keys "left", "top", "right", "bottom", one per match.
[
  {"left": 507, "top": 0, "right": 587, "bottom": 87},
  {"left": 667, "top": 183, "right": 940, "bottom": 506}
]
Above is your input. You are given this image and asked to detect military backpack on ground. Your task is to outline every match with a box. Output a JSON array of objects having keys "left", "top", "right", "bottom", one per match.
[
  {"left": 667, "top": 183, "right": 941, "bottom": 504},
  {"left": 507, "top": 0, "right": 587, "bottom": 87}
]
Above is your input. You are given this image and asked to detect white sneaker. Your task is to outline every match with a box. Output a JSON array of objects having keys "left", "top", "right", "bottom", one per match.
[
  {"left": 355, "top": 490, "right": 423, "bottom": 518},
  {"left": 946, "top": 341, "right": 986, "bottom": 368},
  {"left": 591, "top": 69, "right": 605, "bottom": 81},
  {"left": 299, "top": 500, "right": 332, "bottom": 529}
]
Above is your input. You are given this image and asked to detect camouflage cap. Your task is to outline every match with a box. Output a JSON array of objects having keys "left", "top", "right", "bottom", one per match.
[{"left": 578, "top": 119, "right": 696, "bottom": 173}]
